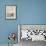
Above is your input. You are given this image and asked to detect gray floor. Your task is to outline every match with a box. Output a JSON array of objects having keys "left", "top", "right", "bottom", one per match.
[
  {"left": 19, "top": 40, "right": 46, "bottom": 46},
  {"left": 0, "top": 44, "right": 18, "bottom": 46},
  {"left": 0, "top": 40, "right": 46, "bottom": 46}
]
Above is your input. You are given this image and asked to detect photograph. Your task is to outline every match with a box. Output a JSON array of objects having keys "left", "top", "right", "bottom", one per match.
[{"left": 6, "top": 5, "right": 16, "bottom": 19}]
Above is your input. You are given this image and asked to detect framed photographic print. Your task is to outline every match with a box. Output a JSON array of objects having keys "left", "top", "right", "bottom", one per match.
[{"left": 6, "top": 5, "right": 16, "bottom": 20}]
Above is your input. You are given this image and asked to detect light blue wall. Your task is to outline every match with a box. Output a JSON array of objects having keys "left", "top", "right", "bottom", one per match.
[
  {"left": 19, "top": 0, "right": 46, "bottom": 24},
  {"left": 0, "top": 0, "right": 46, "bottom": 44}
]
